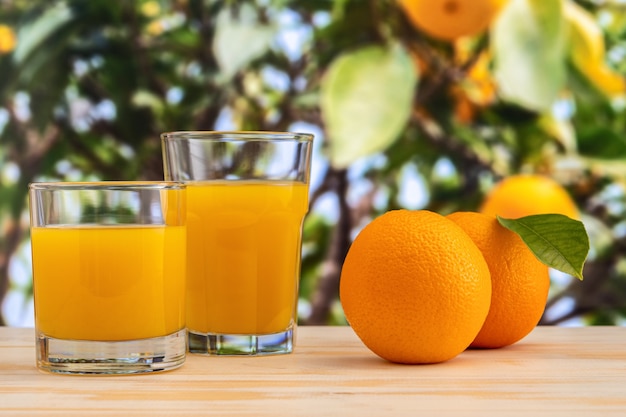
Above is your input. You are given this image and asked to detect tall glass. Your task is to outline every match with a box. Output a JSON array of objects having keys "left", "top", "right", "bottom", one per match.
[
  {"left": 29, "top": 182, "right": 187, "bottom": 374},
  {"left": 161, "top": 131, "right": 313, "bottom": 355}
]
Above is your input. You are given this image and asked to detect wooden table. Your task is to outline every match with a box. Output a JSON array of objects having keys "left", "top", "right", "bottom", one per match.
[{"left": 1, "top": 326, "right": 626, "bottom": 416}]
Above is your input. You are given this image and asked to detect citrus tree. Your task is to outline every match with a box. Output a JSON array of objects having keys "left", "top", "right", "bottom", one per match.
[{"left": 0, "top": 0, "right": 624, "bottom": 326}]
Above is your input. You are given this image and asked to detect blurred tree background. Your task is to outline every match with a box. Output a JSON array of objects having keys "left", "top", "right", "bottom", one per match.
[{"left": 0, "top": 0, "right": 625, "bottom": 327}]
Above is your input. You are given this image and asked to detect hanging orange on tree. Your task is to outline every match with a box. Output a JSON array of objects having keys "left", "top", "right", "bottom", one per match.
[{"left": 398, "top": 0, "right": 511, "bottom": 41}]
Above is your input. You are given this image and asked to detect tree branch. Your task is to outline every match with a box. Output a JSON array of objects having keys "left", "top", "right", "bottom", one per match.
[
  {"left": 412, "top": 109, "right": 495, "bottom": 175},
  {"left": 303, "top": 168, "right": 351, "bottom": 324},
  {"left": 0, "top": 109, "right": 61, "bottom": 325}
]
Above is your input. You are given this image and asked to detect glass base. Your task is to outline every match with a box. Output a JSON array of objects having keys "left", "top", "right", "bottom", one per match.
[
  {"left": 37, "top": 329, "right": 186, "bottom": 375},
  {"left": 188, "top": 327, "right": 294, "bottom": 356}
]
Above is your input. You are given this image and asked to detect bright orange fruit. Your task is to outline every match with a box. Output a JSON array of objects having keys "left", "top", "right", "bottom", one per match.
[
  {"left": 339, "top": 210, "right": 491, "bottom": 363},
  {"left": 447, "top": 211, "right": 550, "bottom": 348},
  {"left": 480, "top": 174, "right": 579, "bottom": 220},
  {"left": 398, "top": 0, "right": 510, "bottom": 41}
]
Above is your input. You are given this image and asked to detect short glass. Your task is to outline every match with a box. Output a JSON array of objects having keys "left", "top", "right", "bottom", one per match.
[
  {"left": 28, "top": 182, "right": 187, "bottom": 374},
  {"left": 161, "top": 131, "right": 313, "bottom": 355}
]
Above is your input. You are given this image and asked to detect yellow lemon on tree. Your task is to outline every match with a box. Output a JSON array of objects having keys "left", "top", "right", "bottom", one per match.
[
  {"left": 398, "top": 0, "right": 511, "bottom": 41},
  {"left": 339, "top": 210, "right": 492, "bottom": 364}
]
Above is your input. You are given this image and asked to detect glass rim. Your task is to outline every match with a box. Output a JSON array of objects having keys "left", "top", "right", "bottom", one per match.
[
  {"left": 160, "top": 130, "right": 314, "bottom": 142},
  {"left": 28, "top": 181, "right": 185, "bottom": 191}
]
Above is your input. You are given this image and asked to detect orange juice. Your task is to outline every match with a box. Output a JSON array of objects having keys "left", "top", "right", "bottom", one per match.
[
  {"left": 31, "top": 225, "right": 186, "bottom": 341},
  {"left": 185, "top": 180, "right": 308, "bottom": 335}
]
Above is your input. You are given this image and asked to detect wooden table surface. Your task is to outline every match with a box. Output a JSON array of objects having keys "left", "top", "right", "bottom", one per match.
[{"left": 1, "top": 326, "right": 626, "bottom": 416}]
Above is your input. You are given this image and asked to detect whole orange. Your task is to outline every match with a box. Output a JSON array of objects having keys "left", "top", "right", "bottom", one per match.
[
  {"left": 398, "top": 0, "right": 510, "bottom": 41},
  {"left": 447, "top": 212, "right": 550, "bottom": 348},
  {"left": 339, "top": 210, "right": 492, "bottom": 364},
  {"left": 480, "top": 174, "right": 579, "bottom": 220}
]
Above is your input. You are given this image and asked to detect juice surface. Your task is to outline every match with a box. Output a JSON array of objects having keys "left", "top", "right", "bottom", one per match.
[
  {"left": 31, "top": 225, "right": 186, "bottom": 341},
  {"left": 186, "top": 180, "right": 308, "bottom": 335}
]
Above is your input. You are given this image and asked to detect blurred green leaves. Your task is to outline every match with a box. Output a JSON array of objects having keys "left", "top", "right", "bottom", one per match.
[
  {"left": 1, "top": 0, "right": 626, "bottom": 327},
  {"left": 320, "top": 43, "right": 418, "bottom": 168},
  {"left": 213, "top": 4, "right": 276, "bottom": 80},
  {"left": 492, "top": 0, "right": 567, "bottom": 112},
  {"left": 565, "top": 1, "right": 625, "bottom": 98},
  {"left": 13, "top": 2, "right": 73, "bottom": 65}
]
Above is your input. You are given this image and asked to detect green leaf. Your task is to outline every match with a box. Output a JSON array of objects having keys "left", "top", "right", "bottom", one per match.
[
  {"left": 538, "top": 115, "right": 577, "bottom": 154},
  {"left": 320, "top": 43, "right": 418, "bottom": 168},
  {"left": 212, "top": 4, "right": 275, "bottom": 80},
  {"left": 132, "top": 90, "right": 165, "bottom": 115},
  {"left": 577, "top": 126, "right": 626, "bottom": 159},
  {"left": 13, "top": 2, "right": 74, "bottom": 65},
  {"left": 565, "top": 1, "right": 625, "bottom": 98},
  {"left": 497, "top": 214, "right": 589, "bottom": 280},
  {"left": 491, "top": 0, "right": 567, "bottom": 112}
]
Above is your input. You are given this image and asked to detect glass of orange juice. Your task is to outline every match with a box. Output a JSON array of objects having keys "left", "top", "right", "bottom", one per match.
[
  {"left": 28, "top": 181, "right": 187, "bottom": 374},
  {"left": 161, "top": 131, "right": 313, "bottom": 355}
]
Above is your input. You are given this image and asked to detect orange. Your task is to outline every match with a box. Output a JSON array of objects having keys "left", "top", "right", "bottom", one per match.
[
  {"left": 480, "top": 174, "right": 579, "bottom": 220},
  {"left": 447, "top": 212, "right": 550, "bottom": 348},
  {"left": 339, "top": 210, "right": 491, "bottom": 364},
  {"left": 398, "top": 0, "right": 510, "bottom": 41}
]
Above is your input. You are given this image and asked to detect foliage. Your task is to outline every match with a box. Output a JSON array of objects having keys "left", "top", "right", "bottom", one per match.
[
  {"left": 497, "top": 214, "right": 588, "bottom": 280},
  {"left": 0, "top": 0, "right": 625, "bottom": 326}
]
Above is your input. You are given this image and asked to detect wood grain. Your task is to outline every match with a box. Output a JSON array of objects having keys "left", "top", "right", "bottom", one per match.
[{"left": 1, "top": 326, "right": 626, "bottom": 416}]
